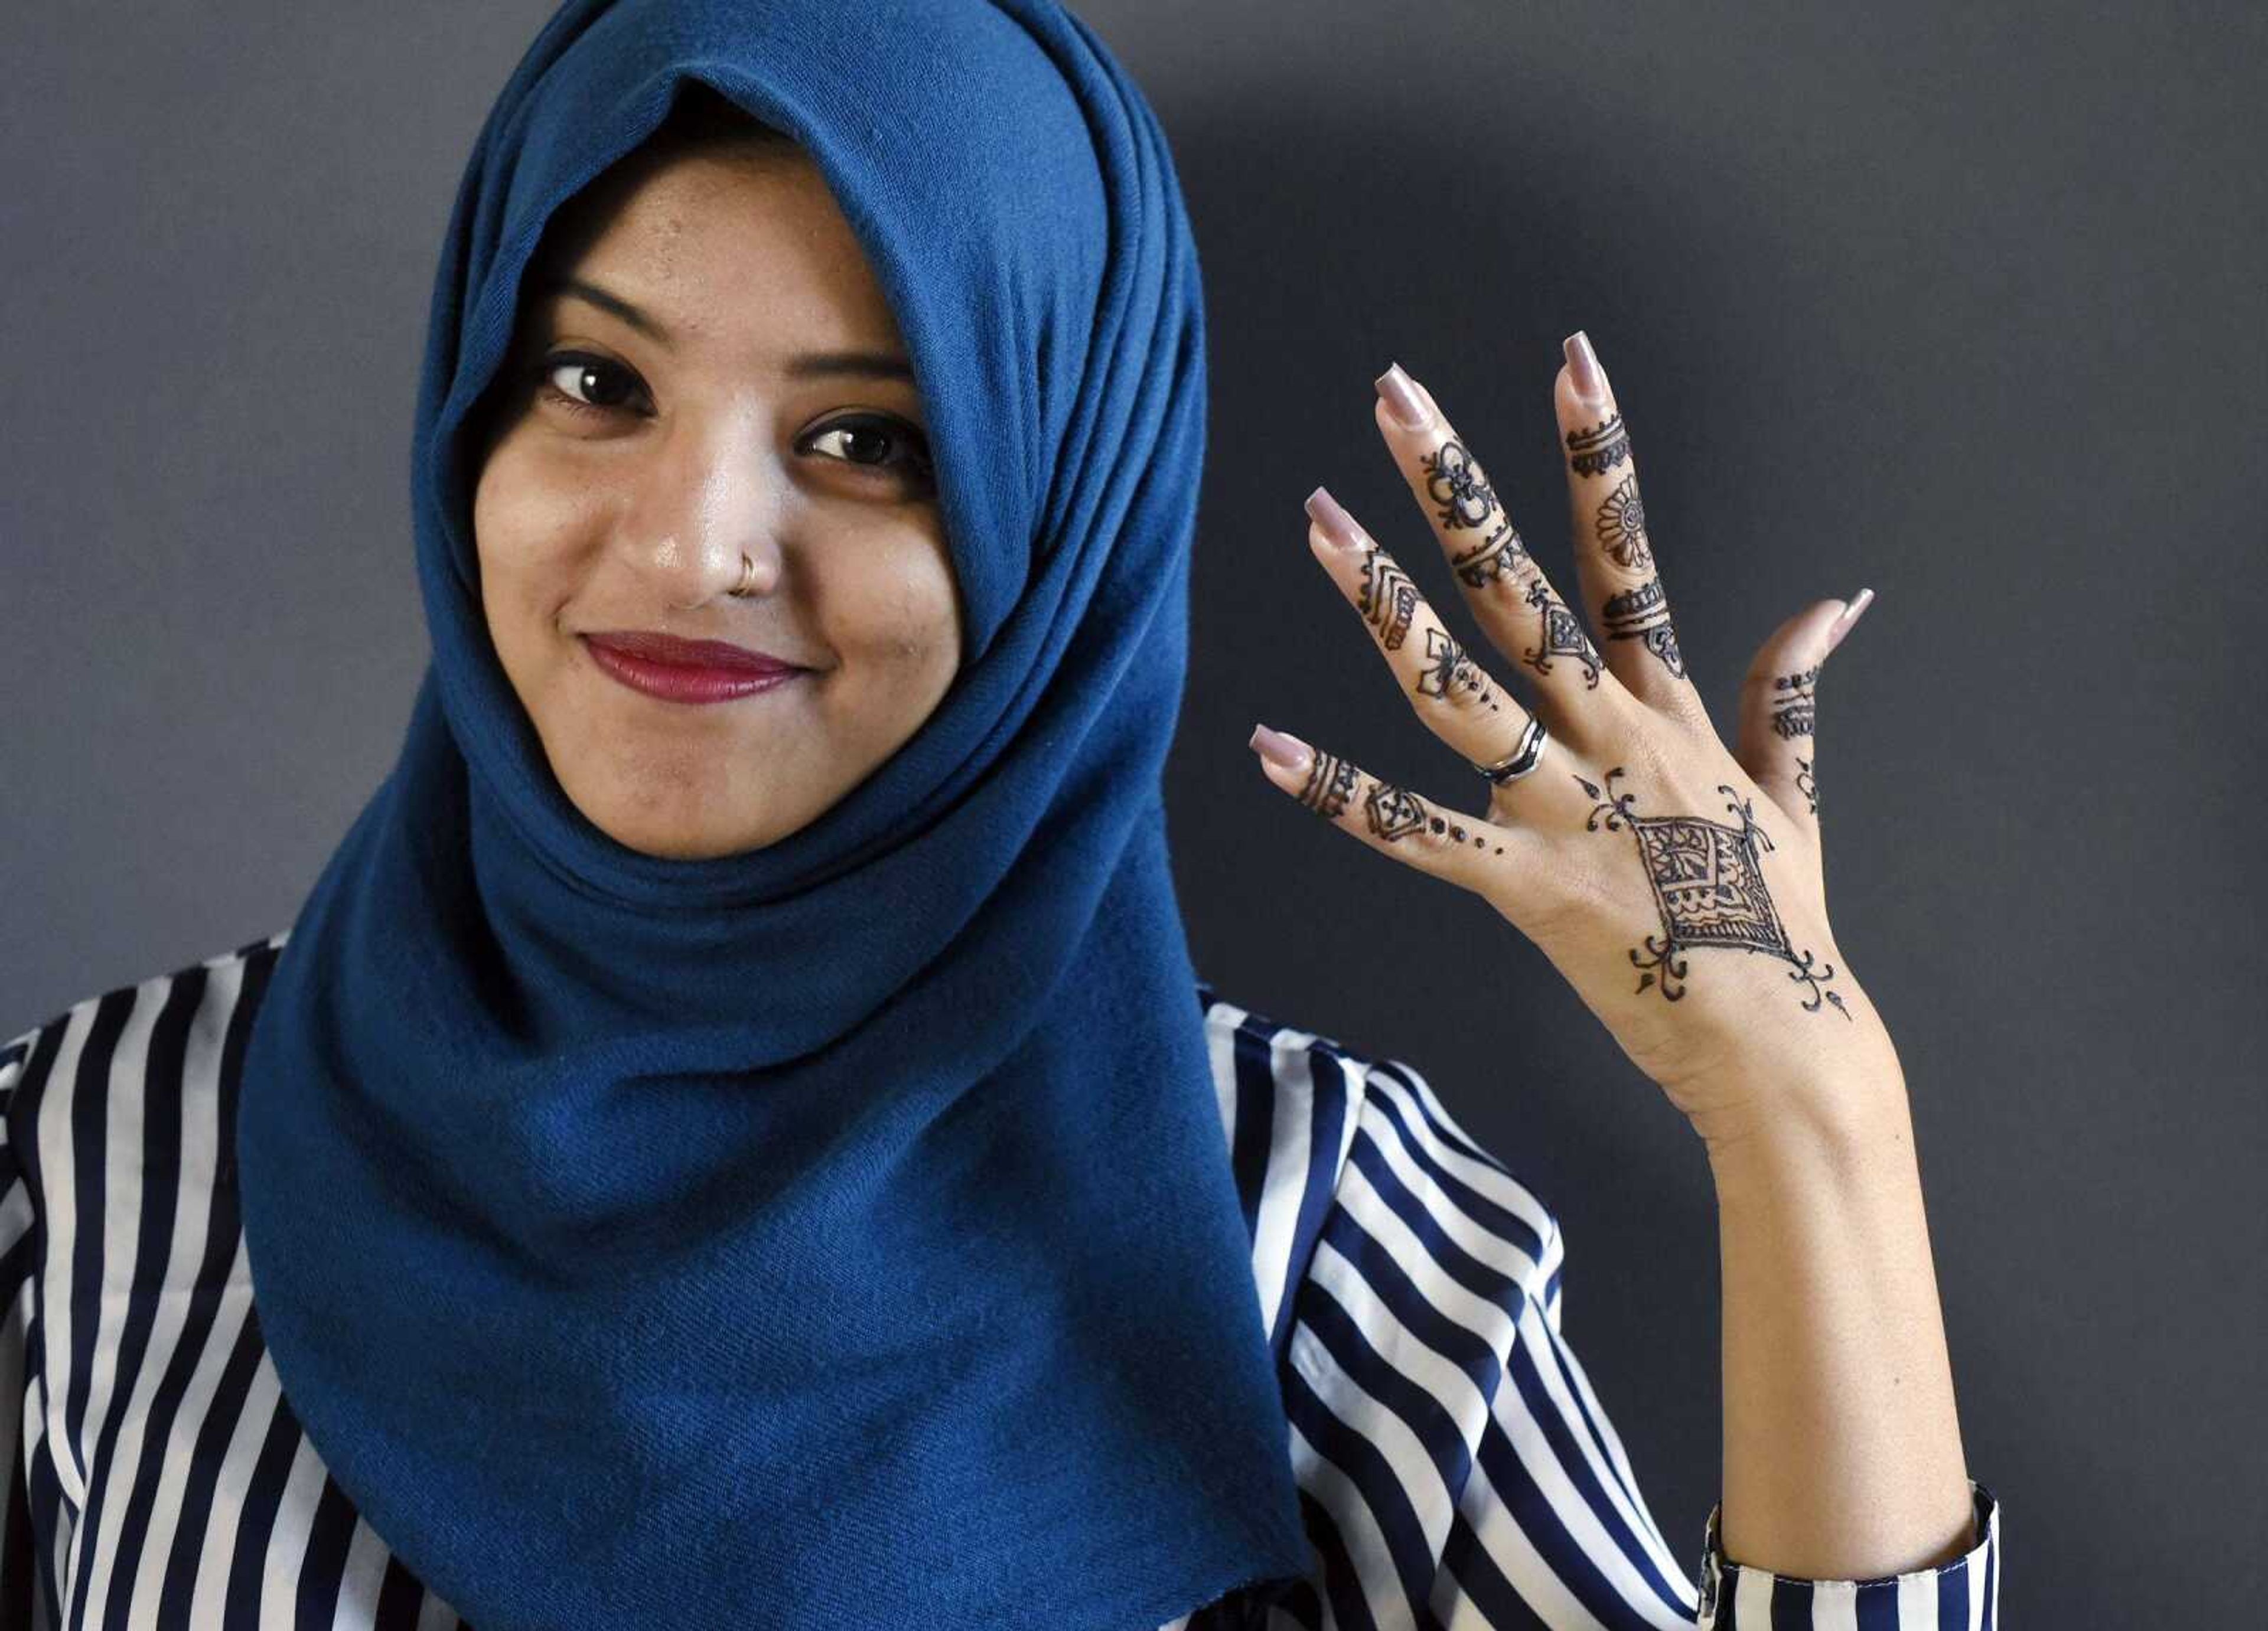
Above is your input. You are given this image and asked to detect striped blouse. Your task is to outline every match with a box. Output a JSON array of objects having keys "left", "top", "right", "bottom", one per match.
[{"left": 0, "top": 929, "right": 2000, "bottom": 1631}]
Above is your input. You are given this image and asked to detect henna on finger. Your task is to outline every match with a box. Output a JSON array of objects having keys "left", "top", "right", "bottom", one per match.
[
  {"left": 1594, "top": 471, "right": 1653, "bottom": 571},
  {"left": 1296, "top": 749, "right": 1360, "bottom": 820},
  {"left": 1520, "top": 577, "right": 1604, "bottom": 689},
  {"left": 1421, "top": 439, "right": 1500, "bottom": 531},
  {"left": 1376, "top": 376, "right": 1597, "bottom": 699},
  {"left": 1448, "top": 517, "right": 1530, "bottom": 588},
  {"left": 1265, "top": 735, "right": 1511, "bottom": 857},
  {"left": 1382, "top": 382, "right": 1544, "bottom": 606},
  {"left": 1363, "top": 779, "right": 1430, "bottom": 842},
  {"left": 1601, "top": 576, "right": 1686, "bottom": 679},
  {"left": 1769, "top": 665, "right": 1817, "bottom": 739},
  {"left": 1565, "top": 412, "right": 1631, "bottom": 478},
  {"left": 1575, "top": 765, "right": 1850, "bottom": 1019},
  {"left": 1357, "top": 546, "right": 1419, "bottom": 651},
  {"left": 1416, "top": 627, "right": 1503, "bottom": 713},
  {"left": 1362, "top": 778, "right": 1498, "bottom": 851}
]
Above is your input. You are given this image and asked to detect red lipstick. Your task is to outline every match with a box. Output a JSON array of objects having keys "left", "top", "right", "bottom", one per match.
[{"left": 581, "top": 631, "right": 807, "bottom": 705}]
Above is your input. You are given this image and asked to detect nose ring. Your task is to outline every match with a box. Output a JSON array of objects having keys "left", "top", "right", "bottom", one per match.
[{"left": 725, "top": 552, "right": 758, "bottom": 597}]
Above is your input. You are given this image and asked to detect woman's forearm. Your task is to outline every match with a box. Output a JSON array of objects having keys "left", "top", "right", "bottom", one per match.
[{"left": 1700, "top": 1062, "right": 1977, "bottom": 1581}]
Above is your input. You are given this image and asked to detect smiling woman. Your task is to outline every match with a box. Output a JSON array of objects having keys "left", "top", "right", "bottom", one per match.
[
  {"left": 468, "top": 83, "right": 966, "bottom": 860},
  {"left": 2, "top": 2, "right": 2003, "bottom": 1627}
]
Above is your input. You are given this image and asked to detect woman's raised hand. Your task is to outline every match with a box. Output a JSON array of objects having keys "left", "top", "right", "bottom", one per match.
[{"left": 1247, "top": 335, "right": 1896, "bottom": 1143}]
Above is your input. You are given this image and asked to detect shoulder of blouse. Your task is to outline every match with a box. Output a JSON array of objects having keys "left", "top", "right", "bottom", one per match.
[{"left": 2, "top": 927, "right": 295, "bottom": 1179}]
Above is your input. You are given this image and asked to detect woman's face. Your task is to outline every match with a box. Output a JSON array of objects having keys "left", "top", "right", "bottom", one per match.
[{"left": 472, "top": 139, "right": 963, "bottom": 860}]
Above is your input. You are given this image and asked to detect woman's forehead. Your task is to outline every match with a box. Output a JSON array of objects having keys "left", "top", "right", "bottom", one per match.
[{"left": 528, "top": 146, "right": 878, "bottom": 309}]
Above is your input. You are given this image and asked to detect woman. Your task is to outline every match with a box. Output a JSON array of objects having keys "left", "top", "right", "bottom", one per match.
[{"left": 0, "top": 1, "right": 1999, "bottom": 1626}]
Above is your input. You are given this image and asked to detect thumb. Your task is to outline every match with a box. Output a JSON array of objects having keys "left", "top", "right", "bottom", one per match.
[{"left": 1735, "top": 588, "right": 1872, "bottom": 839}]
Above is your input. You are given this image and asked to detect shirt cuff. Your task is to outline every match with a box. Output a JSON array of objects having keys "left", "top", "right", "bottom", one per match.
[{"left": 1696, "top": 1478, "right": 2000, "bottom": 1627}]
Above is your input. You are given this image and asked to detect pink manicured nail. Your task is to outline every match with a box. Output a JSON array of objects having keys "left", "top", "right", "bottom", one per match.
[
  {"left": 1825, "top": 586, "right": 1875, "bottom": 653},
  {"left": 1374, "top": 362, "right": 1432, "bottom": 430},
  {"left": 1303, "top": 485, "right": 1363, "bottom": 551},
  {"left": 1249, "top": 723, "right": 1314, "bottom": 774},
  {"left": 1563, "top": 331, "right": 1608, "bottom": 404}
]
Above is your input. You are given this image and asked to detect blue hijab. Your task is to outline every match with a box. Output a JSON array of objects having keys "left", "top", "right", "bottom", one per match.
[{"left": 233, "top": 2, "right": 1312, "bottom": 1625}]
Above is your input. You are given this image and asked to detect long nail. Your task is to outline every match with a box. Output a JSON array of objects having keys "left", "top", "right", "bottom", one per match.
[
  {"left": 1303, "top": 485, "right": 1363, "bottom": 551},
  {"left": 1374, "top": 362, "right": 1433, "bottom": 430},
  {"left": 1824, "top": 586, "right": 1875, "bottom": 653},
  {"left": 1249, "top": 723, "right": 1314, "bottom": 774},
  {"left": 1563, "top": 331, "right": 1608, "bottom": 405}
]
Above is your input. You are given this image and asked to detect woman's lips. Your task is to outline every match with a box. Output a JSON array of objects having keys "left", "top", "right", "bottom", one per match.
[{"left": 580, "top": 634, "right": 806, "bottom": 705}]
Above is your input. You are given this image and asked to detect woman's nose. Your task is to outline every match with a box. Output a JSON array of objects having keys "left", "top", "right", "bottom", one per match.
[{"left": 633, "top": 417, "right": 787, "bottom": 604}]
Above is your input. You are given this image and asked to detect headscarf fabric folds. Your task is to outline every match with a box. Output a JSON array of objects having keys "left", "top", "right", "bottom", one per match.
[{"left": 231, "top": 2, "right": 1312, "bottom": 1625}]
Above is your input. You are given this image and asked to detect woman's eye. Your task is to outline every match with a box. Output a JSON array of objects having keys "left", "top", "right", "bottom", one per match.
[
  {"left": 537, "top": 353, "right": 645, "bottom": 415},
  {"left": 804, "top": 418, "right": 935, "bottom": 484},
  {"left": 527, "top": 353, "right": 931, "bottom": 486}
]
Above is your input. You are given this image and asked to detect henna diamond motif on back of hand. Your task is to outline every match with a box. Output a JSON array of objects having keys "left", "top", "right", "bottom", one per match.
[{"left": 1575, "top": 766, "right": 1850, "bottom": 1018}]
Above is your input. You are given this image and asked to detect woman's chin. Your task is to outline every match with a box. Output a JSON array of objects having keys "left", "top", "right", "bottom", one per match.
[
  {"left": 594, "top": 808, "right": 780, "bottom": 861},
  {"left": 551, "top": 764, "right": 780, "bottom": 860}
]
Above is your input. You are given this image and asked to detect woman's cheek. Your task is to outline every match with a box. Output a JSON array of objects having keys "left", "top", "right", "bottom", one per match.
[
  {"left": 477, "top": 448, "right": 610, "bottom": 609},
  {"left": 846, "top": 548, "right": 961, "bottom": 676}
]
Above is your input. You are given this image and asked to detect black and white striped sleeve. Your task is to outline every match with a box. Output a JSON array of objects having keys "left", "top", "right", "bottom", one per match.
[
  {"left": 0, "top": 1023, "right": 45, "bottom": 1620},
  {"left": 1195, "top": 991, "right": 2000, "bottom": 1630}
]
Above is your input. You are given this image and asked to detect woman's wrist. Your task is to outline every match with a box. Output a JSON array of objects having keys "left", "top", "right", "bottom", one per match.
[
  {"left": 1679, "top": 978, "right": 1912, "bottom": 1172},
  {"left": 1696, "top": 1042, "right": 1975, "bottom": 1578},
  {"left": 1697, "top": 1061, "right": 1910, "bottom": 1183}
]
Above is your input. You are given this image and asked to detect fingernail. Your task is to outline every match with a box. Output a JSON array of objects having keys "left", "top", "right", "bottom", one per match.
[
  {"left": 1374, "top": 361, "right": 1433, "bottom": 431},
  {"left": 1249, "top": 723, "right": 1314, "bottom": 774},
  {"left": 1303, "top": 484, "right": 1363, "bottom": 551},
  {"left": 1824, "top": 586, "right": 1875, "bottom": 653},
  {"left": 1563, "top": 331, "right": 1608, "bottom": 405}
]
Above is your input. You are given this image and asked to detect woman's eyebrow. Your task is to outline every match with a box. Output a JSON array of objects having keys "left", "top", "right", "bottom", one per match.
[{"left": 540, "top": 275, "right": 914, "bottom": 381}]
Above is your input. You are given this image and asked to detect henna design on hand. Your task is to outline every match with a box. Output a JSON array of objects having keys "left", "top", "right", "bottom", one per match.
[
  {"left": 1417, "top": 627, "right": 1502, "bottom": 712},
  {"left": 1426, "top": 810, "right": 1495, "bottom": 849},
  {"left": 1295, "top": 758, "right": 1502, "bottom": 854},
  {"left": 1448, "top": 518, "right": 1529, "bottom": 588},
  {"left": 1566, "top": 412, "right": 1631, "bottom": 478},
  {"left": 1358, "top": 547, "right": 1419, "bottom": 651},
  {"left": 1420, "top": 439, "right": 1498, "bottom": 530},
  {"left": 1769, "top": 665, "right": 1817, "bottom": 739},
  {"left": 1363, "top": 780, "right": 1430, "bottom": 843},
  {"left": 1297, "top": 750, "right": 1360, "bottom": 820},
  {"left": 1601, "top": 576, "right": 1685, "bottom": 679},
  {"left": 1594, "top": 472, "right": 1653, "bottom": 570},
  {"left": 1574, "top": 766, "right": 1850, "bottom": 1019},
  {"left": 1357, "top": 779, "right": 1497, "bottom": 850},
  {"left": 1519, "top": 577, "right": 1603, "bottom": 689}
]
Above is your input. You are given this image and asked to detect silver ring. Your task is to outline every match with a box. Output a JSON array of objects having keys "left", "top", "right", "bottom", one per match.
[
  {"left": 725, "top": 552, "right": 757, "bottom": 597},
  {"left": 1472, "top": 714, "right": 1549, "bottom": 785}
]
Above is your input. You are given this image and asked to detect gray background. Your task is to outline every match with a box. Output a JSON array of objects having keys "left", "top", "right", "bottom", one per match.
[{"left": 5, "top": 2, "right": 2260, "bottom": 1622}]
